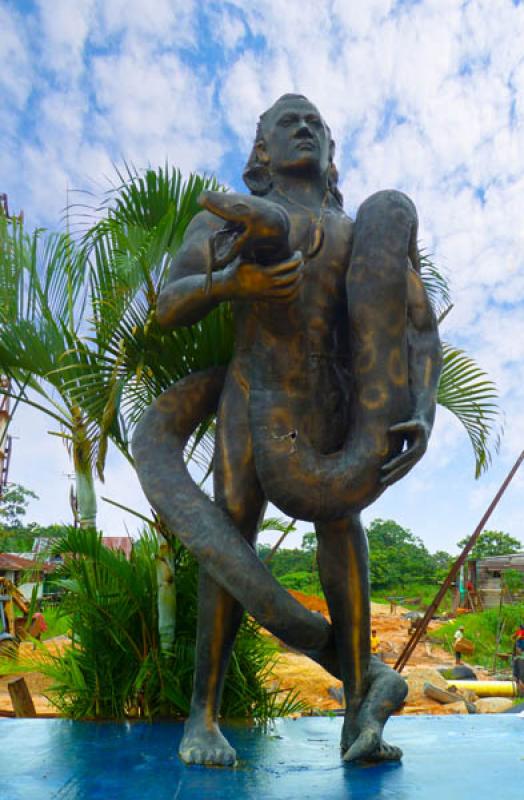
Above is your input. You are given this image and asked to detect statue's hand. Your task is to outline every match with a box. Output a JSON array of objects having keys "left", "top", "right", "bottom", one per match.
[
  {"left": 380, "top": 419, "right": 430, "bottom": 487},
  {"left": 226, "top": 251, "right": 303, "bottom": 302}
]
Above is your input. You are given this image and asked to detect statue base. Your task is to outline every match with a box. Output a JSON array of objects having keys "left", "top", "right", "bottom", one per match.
[{"left": 1, "top": 714, "right": 522, "bottom": 799}]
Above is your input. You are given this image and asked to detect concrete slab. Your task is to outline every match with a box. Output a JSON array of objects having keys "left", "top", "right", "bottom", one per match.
[{"left": 0, "top": 715, "right": 522, "bottom": 799}]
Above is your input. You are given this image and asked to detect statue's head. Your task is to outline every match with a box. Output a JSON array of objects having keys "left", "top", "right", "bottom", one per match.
[{"left": 243, "top": 94, "right": 343, "bottom": 207}]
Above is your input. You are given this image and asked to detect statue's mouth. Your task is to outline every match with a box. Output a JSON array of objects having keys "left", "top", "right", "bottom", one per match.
[
  {"left": 210, "top": 222, "right": 246, "bottom": 268},
  {"left": 295, "top": 140, "right": 316, "bottom": 150}
]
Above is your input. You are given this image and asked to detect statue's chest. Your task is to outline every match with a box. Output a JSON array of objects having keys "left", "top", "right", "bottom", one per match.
[{"left": 288, "top": 211, "right": 352, "bottom": 331}]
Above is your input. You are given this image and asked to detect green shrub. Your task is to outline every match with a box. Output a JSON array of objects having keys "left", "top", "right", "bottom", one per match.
[
  {"left": 2, "top": 528, "right": 304, "bottom": 721},
  {"left": 279, "top": 571, "right": 323, "bottom": 596}
]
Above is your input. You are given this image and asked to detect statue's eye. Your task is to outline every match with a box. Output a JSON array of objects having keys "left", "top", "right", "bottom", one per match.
[{"left": 233, "top": 203, "right": 249, "bottom": 213}]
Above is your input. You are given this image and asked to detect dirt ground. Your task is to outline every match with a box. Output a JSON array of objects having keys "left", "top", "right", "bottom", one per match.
[
  {"left": 266, "top": 591, "right": 480, "bottom": 716},
  {"left": 0, "top": 594, "right": 482, "bottom": 719},
  {"left": 0, "top": 636, "right": 69, "bottom": 717}
]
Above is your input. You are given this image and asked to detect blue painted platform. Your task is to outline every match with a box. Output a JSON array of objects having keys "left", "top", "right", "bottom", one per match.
[{"left": 0, "top": 715, "right": 522, "bottom": 799}]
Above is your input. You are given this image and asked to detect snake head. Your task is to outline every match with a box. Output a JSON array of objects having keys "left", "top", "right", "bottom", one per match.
[{"left": 199, "top": 190, "right": 291, "bottom": 268}]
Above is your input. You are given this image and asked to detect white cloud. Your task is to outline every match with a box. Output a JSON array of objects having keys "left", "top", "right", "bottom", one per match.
[
  {"left": 34, "top": 0, "right": 94, "bottom": 81},
  {"left": 0, "top": 4, "right": 33, "bottom": 119}
]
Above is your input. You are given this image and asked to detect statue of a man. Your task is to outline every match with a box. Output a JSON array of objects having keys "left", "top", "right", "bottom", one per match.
[{"left": 133, "top": 94, "right": 441, "bottom": 766}]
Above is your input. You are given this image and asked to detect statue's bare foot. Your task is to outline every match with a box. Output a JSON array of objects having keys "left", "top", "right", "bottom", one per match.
[
  {"left": 342, "top": 659, "right": 407, "bottom": 763},
  {"left": 340, "top": 706, "right": 360, "bottom": 756},
  {"left": 179, "top": 718, "right": 236, "bottom": 766}
]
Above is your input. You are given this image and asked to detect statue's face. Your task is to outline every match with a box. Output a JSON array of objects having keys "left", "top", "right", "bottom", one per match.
[{"left": 261, "top": 98, "right": 331, "bottom": 178}]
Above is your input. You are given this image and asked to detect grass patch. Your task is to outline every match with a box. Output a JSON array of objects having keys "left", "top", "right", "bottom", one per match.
[
  {"left": 428, "top": 603, "right": 524, "bottom": 669},
  {"left": 371, "top": 582, "right": 453, "bottom": 612}
]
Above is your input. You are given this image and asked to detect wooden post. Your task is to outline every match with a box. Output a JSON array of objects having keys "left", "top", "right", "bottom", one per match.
[{"left": 8, "top": 676, "right": 36, "bottom": 717}]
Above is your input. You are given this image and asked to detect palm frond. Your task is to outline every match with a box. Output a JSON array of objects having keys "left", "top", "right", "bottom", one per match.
[
  {"left": 437, "top": 342, "right": 500, "bottom": 477},
  {"left": 419, "top": 250, "right": 452, "bottom": 319}
]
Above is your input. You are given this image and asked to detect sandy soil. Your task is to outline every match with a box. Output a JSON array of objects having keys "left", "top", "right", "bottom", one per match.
[
  {"left": 0, "top": 636, "right": 70, "bottom": 717},
  {"left": 266, "top": 591, "right": 475, "bottom": 715}
]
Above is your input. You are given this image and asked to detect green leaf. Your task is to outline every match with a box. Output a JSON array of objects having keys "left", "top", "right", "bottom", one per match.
[{"left": 437, "top": 342, "right": 500, "bottom": 477}]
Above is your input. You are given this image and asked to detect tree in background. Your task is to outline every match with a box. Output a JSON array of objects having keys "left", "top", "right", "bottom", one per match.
[
  {"left": 0, "top": 483, "right": 37, "bottom": 529},
  {"left": 0, "top": 482, "right": 38, "bottom": 551},
  {"left": 367, "top": 518, "right": 435, "bottom": 590},
  {"left": 431, "top": 549, "right": 454, "bottom": 580},
  {"left": 457, "top": 529, "right": 522, "bottom": 560},
  {"left": 0, "top": 481, "right": 80, "bottom": 552}
]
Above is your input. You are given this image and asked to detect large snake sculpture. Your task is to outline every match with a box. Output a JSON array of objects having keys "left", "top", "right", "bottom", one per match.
[{"left": 132, "top": 188, "right": 441, "bottom": 657}]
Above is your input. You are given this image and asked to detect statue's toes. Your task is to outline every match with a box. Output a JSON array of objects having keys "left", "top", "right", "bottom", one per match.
[
  {"left": 179, "top": 741, "right": 236, "bottom": 767},
  {"left": 179, "top": 745, "right": 201, "bottom": 764},
  {"left": 211, "top": 746, "right": 237, "bottom": 767},
  {"left": 343, "top": 731, "right": 403, "bottom": 764},
  {"left": 342, "top": 730, "right": 380, "bottom": 763},
  {"left": 377, "top": 742, "right": 403, "bottom": 761}
]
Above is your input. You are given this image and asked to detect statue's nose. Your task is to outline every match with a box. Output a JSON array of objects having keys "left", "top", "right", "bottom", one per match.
[{"left": 295, "top": 121, "right": 314, "bottom": 138}]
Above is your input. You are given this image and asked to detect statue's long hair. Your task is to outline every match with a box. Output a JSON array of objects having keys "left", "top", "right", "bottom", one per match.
[{"left": 243, "top": 94, "right": 344, "bottom": 208}]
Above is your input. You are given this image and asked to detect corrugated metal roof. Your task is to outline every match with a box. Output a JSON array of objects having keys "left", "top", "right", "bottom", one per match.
[
  {"left": 0, "top": 553, "right": 55, "bottom": 573},
  {"left": 101, "top": 537, "right": 133, "bottom": 560},
  {"left": 32, "top": 536, "right": 133, "bottom": 561},
  {"left": 476, "top": 552, "right": 524, "bottom": 569}
]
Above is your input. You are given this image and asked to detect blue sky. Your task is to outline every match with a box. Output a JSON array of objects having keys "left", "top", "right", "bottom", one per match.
[{"left": 1, "top": 0, "right": 523, "bottom": 554}]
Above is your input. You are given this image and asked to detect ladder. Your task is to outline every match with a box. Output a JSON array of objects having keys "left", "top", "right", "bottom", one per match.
[{"left": 467, "top": 586, "right": 483, "bottom": 612}]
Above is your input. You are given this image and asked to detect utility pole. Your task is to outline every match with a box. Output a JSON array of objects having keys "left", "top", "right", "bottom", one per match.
[{"left": 0, "top": 193, "right": 21, "bottom": 497}]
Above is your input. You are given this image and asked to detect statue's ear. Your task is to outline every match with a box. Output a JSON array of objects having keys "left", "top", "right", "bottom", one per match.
[
  {"left": 243, "top": 140, "right": 272, "bottom": 195},
  {"left": 255, "top": 141, "right": 270, "bottom": 165}
]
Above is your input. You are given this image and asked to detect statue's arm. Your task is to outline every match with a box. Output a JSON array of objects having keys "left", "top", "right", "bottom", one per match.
[
  {"left": 157, "top": 211, "right": 303, "bottom": 330},
  {"left": 381, "top": 267, "right": 442, "bottom": 486},
  {"left": 156, "top": 212, "right": 233, "bottom": 329}
]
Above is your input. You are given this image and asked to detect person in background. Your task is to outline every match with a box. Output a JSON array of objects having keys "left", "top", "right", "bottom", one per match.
[
  {"left": 511, "top": 624, "right": 524, "bottom": 696},
  {"left": 370, "top": 628, "right": 380, "bottom": 655},
  {"left": 454, "top": 626, "right": 465, "bottom": 664},
  {"left": 512, "top": 622, "right": 524, "bottom": 655},
  {"left": 27, "top": 612, "right": 47, "bottom": 642}
]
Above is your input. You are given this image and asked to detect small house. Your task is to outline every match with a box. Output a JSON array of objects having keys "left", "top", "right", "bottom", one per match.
[
  {"left": 466, "top": 552, "right": 524, "bottom": 609},
  {"left": 0, "top": 553, "right": 55, "bottom": 600}
]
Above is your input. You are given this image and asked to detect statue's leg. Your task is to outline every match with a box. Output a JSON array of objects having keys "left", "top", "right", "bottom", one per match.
[
  {"left": 179, "top": 371, "right": 266, "bottom": 767},
  {"left": 316, "top": 513, "right": 407, "bottom": 763},
  {"left": 315, "top": 513, "right": 370, "bottom": 753}
]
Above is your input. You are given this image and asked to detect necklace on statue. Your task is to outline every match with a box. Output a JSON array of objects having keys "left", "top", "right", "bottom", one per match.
[{"left": 272, "top": 186, "right": 329, "bottom": 259}]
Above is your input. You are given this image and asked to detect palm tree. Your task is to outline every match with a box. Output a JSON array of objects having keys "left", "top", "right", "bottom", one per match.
[
  {"left": 0, "top": 213, "right": 99, "bottom": 527},
  {"left": 67, "top": 165, "right": 232, "bottom": 477}
]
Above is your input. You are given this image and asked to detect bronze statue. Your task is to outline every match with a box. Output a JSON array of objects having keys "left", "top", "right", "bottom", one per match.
[{"left": 132, "top": 94, "right": 442, "bottom": 766}]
